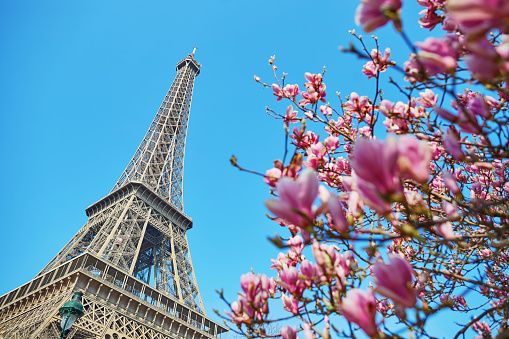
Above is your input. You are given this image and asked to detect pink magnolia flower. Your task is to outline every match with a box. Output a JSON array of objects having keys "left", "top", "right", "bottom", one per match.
[
  {"left": 348, "top": 190, "right": 364, "bottom": 217},
  {"left": 271, "top": 252, "right": 292, "bottom": 271},
  {"left": 240, "top": 272, "right": 260, "bottom": 303},
  {"left": 278, "top": 265, "right": 305, "bottom": 296},
  {"left": 227, "top": 296, "right": 254, "bottom": 325},
  {"left": 380, "top": 99, "right": 411, "bottom": 133},
  {"left": 302, "top": 321, "right": 315, "bottom": 339},
  {"left": 397, "top": 135, "right": 431, "bottom": 183},
  {"left": 312, "top": 241, "right": 351, "bottom": 286},
  {"left": 362, "top": 60, "right": 378, "bottom": 79},
  {"left": 355, "top": 0, "right": 402, "bottom": 33},
  {"left": 327, "top": 194, "right": 349, "bottom": 232},
  {"left": 300, "top": 73, "right": 326, "bottom": 106},
  {"left": 442, "top": 132, "right": 465, "bottom": 161},
  {"left": 282, "top": 293, "right": 300, "bottom": 314},
  {"left": 434, "top": 220, "right": 458, "bottom": 240},
  {"left": 418, "top": 7, "right": 441, "bottom": 30},
  {"left": 283, "top": 84, "right": 300, "bottom": 98},
  {"left": 468, "top": 93, "right": 493, "bottom": 119},
  {"left": 434, "top": 106, "right": 458, "bottom": 122},
  {"left": 324, "top": 135, "right": 339, "bottom": 151},
  {"left": 373, "top": 254, "right": 416, "bottom": 308},
  {"left": 231, "top": 272, "right": 274, "bottom": 323},
  {"left": 417, "top": 89, "right": 439, "bottom": 108},
  {"left": 260, "top": 274, "right": 276, "bottom": 298},
  {"left": 364, "top": 47, "right": 396, "bottom": 79},
  {"left": 264, "top": 167, "right": 282, "bottom": 187},
  {"left": 281, "top": 326, "right": 297, "bottom": 339},
  {"left": 350, "top": 137, "right": 430, "bottom": 213},
  {"left": 403, "top": 53, "right": 423, "bottom": 83},
  {"left": 343, "top": 92, "right": 372, "bottom": 122},
  {"left": 272, "top": 84, "right": 283, "bottom": 101},
  {"left": 304, "top": 72, "right": 323, "bottom": 86},
  {"left": 265, "top": 169, "right": 320, "bottom": 227},
  {"left": 284, "top": 105, "right": 299, "bottom": 127},
  {"left": 442, "top": 170, "right": 461, "bottom": 195},
  {"left": 320, "top": 105, "right": 333, "bottom": 117},
  {"left": 416, "top": 36, "right": 458, "bottom": 75},
  {"left": 299, "top": 87, "right": 320, "bottom": 106},
  {"left": 443, "top": 200, "right": 460, "bottom": 220},
  {"left": 352, "top": 137, "right": 401, "bottom": 196},
  {"left": 464, "top": 37, "right": 503, "bottom": 81},
  {"left": 299, "top": 260, "right": 316, "bottom": 286},
  {"left": 440, "top": 294, "right": 454, "bottom": 306},
  {"left": 359, "top": 126, "right": 372, "bottom": 137},
  {"left": 447, "top": 0, "right": 509, "bottom": 34},
  {"left": 340, "top": 288, "right": 378, "bottom": 337},
  {"left": 287, "top": 235, "right": 305, "bottom": 256}
]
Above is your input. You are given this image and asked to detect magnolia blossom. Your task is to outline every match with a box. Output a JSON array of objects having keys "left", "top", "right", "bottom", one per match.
[
  {"left": 320, "top": 105, "right": 333, "bottom": 117},
  {"left": 264, "top": 167, "right": 282, "bottom": 187},
  {"left": 351, "top": 136, "right": 431, "bottom": 213},
  {"left": 355, "top": 0, "right": 402, "bottom": 33},
  {"left": 299, "top": 260, "right": 316, "bottom": 286},
  {"left": 418, "top": 7, "right": 440, "bottom": 30},
  {"left": 302, "top": 321, "right": 315, "bottom": 339},
  {"left": 299, "top": 72, "right": 326, "bottom": 106},
  {"left": 340, "top": 288, "right": 378, "bottom": 337},
  {"left": 416, "top": 36, "right": 458, "bottom": 75},
  {"left": 362, "top": 48, "right": 394, "bottom": 78},
  {"left": 443, "top": 200, "right": 460, "bottom": 220},
  {"left": 284, "top": 105, "right": 299, "bottom": 127},
  {"left": 282, "top": 293, "right": 300, "bottom": 314},
  {"left": 397, "top": 135, "right": 432, "bottom": 183},
  {"left": 281, "top": 326, "right": 297, "bottom": 339},
  {"left": 434, "top": 220, "right": 458, "bottom": 240},
  {"left": 265, "top": 169, "right": 320, "bottom": 227},
  {"left": 287, "top": 235, "right": 305, "bottom": 256},
  {"left": 464, "top": 37, "right": 507, "bottom": 81},
  {"left": 442, "top": 132, "right": 465, "bottom": 161},
  {"left": 373, "top": 254, "right": 416, "bottom": 308},
  {"left": 312, "top": 241, "right": 351, "bottom": 287},
  {"left": 283, "top": 84, "right": 300, "bottom": 98},
  {"left": 327, "top": 193, "right": 349, "bottom": 232},
  {"left": 228, "top": 273, "right": 275, "bottom": 325},
  {"left": 442, "top": 170, "right": 461, "bottom": 195},
  {"left": 417, "top": 89, "right": 439, "bottom": 108},
  {"left": 272, "top": 84, "right": 284, "bottom": 101},
  {"left": 351, "top": 137, "right": 400, "bottom": 197},
  {"left": 447, "top": 0, "right": 509, "bottom": 34},
  {"left": 278, "top": 266, "right": 305, "bottom": 296}
]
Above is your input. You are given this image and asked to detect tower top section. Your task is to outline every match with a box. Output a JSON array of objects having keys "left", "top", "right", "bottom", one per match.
[
  {"left": 177, "top": 50, "right": 201, "bottom": 75},
  {"left": 111, "top": 52, "right": 201, "bottom": 211}
]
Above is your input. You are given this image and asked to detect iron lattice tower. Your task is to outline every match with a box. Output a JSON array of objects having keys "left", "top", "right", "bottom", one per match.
[{"left": 0, "top": 51, "right": 228, "bottom": 339}]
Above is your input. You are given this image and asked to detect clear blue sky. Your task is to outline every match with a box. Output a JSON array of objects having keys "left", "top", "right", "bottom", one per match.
[{"left": 0, "top": 0, "right": 448, "bottom": 335}]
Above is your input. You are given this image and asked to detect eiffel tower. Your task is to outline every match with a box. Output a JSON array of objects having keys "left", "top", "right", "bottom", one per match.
[{"left": 0, "top": 49, "right": 228, "bottom": 339}]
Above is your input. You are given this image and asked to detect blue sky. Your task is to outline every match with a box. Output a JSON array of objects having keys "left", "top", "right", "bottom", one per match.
[{"left": 0, "top": 0, "right": 451, "bottom": 336}]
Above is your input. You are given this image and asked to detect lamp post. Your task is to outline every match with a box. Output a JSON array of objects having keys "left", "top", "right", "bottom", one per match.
[{"left": 58, "top": 291, "right": 84, "bottom": 339}]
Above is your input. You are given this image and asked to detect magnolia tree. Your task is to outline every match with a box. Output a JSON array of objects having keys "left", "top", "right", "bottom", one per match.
[{"left": 221, "top": 0, "right": 509, "bottom": 338}]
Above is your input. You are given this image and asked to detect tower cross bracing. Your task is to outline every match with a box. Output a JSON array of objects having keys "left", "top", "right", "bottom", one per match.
[{"left": 0, "top": 51, "right": 228, "bottom": 339}]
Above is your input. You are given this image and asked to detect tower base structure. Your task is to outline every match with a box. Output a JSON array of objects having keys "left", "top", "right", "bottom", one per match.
[
  {"left": 0, "top": 182, "right": 228, "bottom": 338},
  {"left": 0, "top": 252, "right": 227, "bottom": 339}
]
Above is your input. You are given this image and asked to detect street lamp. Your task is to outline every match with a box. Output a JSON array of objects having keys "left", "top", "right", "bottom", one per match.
[{"left": 58, "top": 291, "right": 84, "bottom": 339}]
